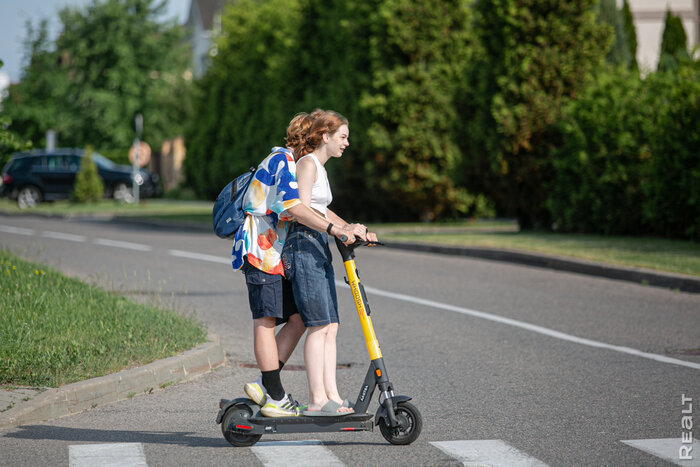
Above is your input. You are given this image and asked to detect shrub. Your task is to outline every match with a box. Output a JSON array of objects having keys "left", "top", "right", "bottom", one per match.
[
  {"left": 73, "top": 147, "right": 104, "bottom": 203},
  {"left": 547, "top": 60, "right": 700, "bottom": 239},
  {"left": 641, "top": 63, "right": 700, "bottom": 239}
]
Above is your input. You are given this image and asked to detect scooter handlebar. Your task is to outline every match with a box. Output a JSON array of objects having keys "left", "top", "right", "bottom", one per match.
[{"left": 334, "top": 236, "right": 384, "bottom": 261}]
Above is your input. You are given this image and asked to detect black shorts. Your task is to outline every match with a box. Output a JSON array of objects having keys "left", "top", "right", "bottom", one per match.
[{"left": 242, "top": 257, "right": 299, "bottom": 325}]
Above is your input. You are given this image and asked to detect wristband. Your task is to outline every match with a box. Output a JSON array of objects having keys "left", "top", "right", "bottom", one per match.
[{"left": 326, "top": 223, "right": 334, "bottom": 235}]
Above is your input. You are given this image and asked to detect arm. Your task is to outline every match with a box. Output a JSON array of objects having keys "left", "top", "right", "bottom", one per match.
[
  {"left": 291, "top": 158, "right": 355, "bottom": 243},
  {"left": 326, "top": 208, "right": 377, "bottom": 242},
  {"left": 287, "top": 203, "right": 355, "bottom": 243}
]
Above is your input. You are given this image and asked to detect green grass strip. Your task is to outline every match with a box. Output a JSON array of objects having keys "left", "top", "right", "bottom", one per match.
[
  {"left": 376, "top": 229, "right": 700, "bottom": 277},
  {"left": 0, "top": 250, "right": 207, "bottom": 388},
  {"left": 0, "top": 198, "right": 212, "bottom": 217}
]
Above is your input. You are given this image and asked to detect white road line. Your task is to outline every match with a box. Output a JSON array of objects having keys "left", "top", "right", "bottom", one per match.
[
  {"left": 69, "top": 443, "right": 148, "bottom": 467},
  {"left": 94, "top": 238, "right": 152, "bottom": 251},
  {"left": 336, "top": 282, "right": 700, "bottom": 371},
  {"left": 431, "top": 440, "right": 549, "bottom": 467},
  {"left": 168, "top": 249, "right": 231, "bottom": 264},
  {"left": 0, "top": 225, "right": 35, "bottom": 236},
  {"left": 251, "top": 440, "right": 344, "bottom": 466},
  {"left": 41, "top": 231, "right": 86, "bottom": 242},
  {"left": 622, "top": 438, "right": 700, "bottom": 466}
]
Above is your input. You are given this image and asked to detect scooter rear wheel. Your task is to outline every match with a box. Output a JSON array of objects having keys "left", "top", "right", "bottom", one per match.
[
  {"left": 379, "top": 401, "right": 422, "bottom": 445},
  {"left": 221, "top": 403, "right": 262, "bottom": 447}
]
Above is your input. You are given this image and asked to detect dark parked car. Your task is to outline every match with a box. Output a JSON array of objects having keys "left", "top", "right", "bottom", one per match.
[{"left": 0, "top": 148, "right": 161, "bottom": 208}]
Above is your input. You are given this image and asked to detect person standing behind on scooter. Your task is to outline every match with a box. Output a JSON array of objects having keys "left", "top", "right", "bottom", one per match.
[
  {"left": 282, "top": 110, "right": 377, "bottom": 416},
  {"left": 232, "top": 112, "right": 356, "bottom": 418}
]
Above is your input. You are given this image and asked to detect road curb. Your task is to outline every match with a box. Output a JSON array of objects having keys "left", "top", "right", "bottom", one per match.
[
  {"left": 384, "top": 241, "right": 700, "bottom": 294},
  {"left": 0, "top": 335, "right": 226, "bottom": 430}
]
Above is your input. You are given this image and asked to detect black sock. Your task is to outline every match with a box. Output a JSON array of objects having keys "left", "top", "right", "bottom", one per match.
[
  {"left": 278, "top": 360, "right": 285, "bottom": 371},
  {"left": 261, "top": 369, "right": 285, "bottom": 401}
]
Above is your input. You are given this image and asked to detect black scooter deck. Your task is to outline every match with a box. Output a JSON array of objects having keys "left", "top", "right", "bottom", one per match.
[
  {"left": 244, "top": 411, "right": 374, "bottom": 434},
  {"left": 249, "top": 411, "right": 373, "bottom": 424}
]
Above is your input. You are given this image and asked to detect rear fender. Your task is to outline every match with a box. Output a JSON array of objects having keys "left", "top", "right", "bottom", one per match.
[{"left": 216, "top": 397, "right": 256, "bottom": 424}]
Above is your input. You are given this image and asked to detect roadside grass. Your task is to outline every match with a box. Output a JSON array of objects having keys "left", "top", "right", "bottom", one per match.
[
  {"left": 0, "top": 198, "right": 212, "bottom": 217},
  {"left": 373, "top": 224, "right": 700, "bottom": 277},
  {"left": 0, "top": 250, "right": 208, "bottom": 388},
  {"left": 2, "top": 199, "right": 698, "bottom": 276}
]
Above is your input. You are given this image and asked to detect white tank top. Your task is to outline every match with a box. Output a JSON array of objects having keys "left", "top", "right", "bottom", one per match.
[{"left": 297, "top": 154, "right": 332, "bottom": 216}]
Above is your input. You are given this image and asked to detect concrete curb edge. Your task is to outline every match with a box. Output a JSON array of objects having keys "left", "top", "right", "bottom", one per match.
[
  {"left": 385, "top": 241, "right": 700, "bottom": 294},
  {"left": 0, "top": 335, "right": 226, "bottom": 430}
]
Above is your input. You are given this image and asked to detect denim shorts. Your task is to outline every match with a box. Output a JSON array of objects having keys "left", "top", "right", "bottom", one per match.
[
  {"left": 242, "top": 257, "right": 298, "bottom": 325},
  {"left": 281, "top": 223, "right": 338, "bottom": 327}
]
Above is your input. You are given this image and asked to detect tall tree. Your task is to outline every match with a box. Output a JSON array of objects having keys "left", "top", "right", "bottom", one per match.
[
  {"left": 597, "top": 0, "right": 631, "bottom": 67},
  {"left": 292, "top": 0, "right": 378, "bottom": 219},
  {"left": 0, "top": 60, "right": 32, "bottom": 165},
  {"left": 2, "top": 0, "right": 191, "bottom": 151},
  {"left": 458, "top": 0, "right": 610, "bottom": 228},
  {"left": 1, "top": 20, "right": 72, "bottom": 147},
  {"left": 183, "top": 0, "right": 303, "bottom": 199},
  {"left": 621, "top": 0, "right": 638, "bottom": 70},
  {"left": 360, "top": 0, "right": 475, "bottom": 220},
  {"left": 658, "top": 8, "right": 689, "bottom": 71}
]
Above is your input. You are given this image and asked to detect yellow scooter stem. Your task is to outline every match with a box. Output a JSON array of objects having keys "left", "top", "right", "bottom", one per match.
[{"left": 342, "top": 257, "right": 383, "bottom": 361}]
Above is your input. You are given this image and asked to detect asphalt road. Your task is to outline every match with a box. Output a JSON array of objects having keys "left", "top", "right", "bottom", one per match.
[{"left": 0, "top": 214, "right": 698, "bottom": 466}]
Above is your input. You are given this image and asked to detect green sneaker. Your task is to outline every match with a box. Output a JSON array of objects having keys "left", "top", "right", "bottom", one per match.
[
  {"left": 260, "top": 394, "right": 302, "bottom": 418},
  {"left": 244, "top": 377, "right": 266, "bottom": 406}
]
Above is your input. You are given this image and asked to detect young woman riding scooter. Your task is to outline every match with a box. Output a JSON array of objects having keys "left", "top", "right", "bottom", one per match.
[
  {"left": 282, "top": 110, "right": 377, "bottom": 416},
  {"left": 232, "top": 112, "right": 356, "bottom": 417}
]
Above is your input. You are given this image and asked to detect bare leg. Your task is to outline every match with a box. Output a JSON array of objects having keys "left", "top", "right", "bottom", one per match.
[
  {"left": 253, "top": 317, "right": 279, "bottom": 371},
  {"left": 276, "top": 313, "right": 305, "bottom": 364},
  {"left": 304, "top": 325, "right": 329, "bottom": 410},
  {"left": 304, "top": 324, "right": 352, "bottom": 413},
  {"left": 323, "top": 323, "right": 343, "bottom": 404}
]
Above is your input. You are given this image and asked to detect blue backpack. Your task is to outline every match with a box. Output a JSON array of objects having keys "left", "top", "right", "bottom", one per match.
[{"left": 212, "top": 167, "right": 257, "bottom": 239}]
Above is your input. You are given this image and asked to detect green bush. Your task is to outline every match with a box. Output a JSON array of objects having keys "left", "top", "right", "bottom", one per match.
[
  {"left": 547, "top": 69, "right": 649, "bottom": 234},
  {"left": 73, "top": 148, "right": 104, "bottom": 203},
  {"left": 458, "top": 0, "right": 610, "bottom": 229},
  {"left": 641, "top": 63, "right": 700, "bottom": 238},
  {"left": 547, "top": 60, "right": 700, "bottom": 239}
]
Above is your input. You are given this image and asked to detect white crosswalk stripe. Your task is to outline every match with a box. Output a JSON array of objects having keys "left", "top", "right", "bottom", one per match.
[
  {"left": 67, "top": 437, "right": 700, "bottom": 465},
  {"left": 621, "top": 438, "right": 700, "bottom": 466},
  {"left": 69, "top": 443, "right": 148, "bottom": 467},
  {"left": 251, "top": 440, "right": 344, "bottom": 466},
  {"left": 431, "top": 440, "right": 549, "bottom": 467}
]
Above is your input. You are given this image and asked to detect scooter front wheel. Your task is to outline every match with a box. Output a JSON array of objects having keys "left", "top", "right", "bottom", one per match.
[
  {"left": 221, "top": 403, "right": 262, "bottom": 447},
  {"left": 379, "top": 401, "right": 422, "bottom": 445}
]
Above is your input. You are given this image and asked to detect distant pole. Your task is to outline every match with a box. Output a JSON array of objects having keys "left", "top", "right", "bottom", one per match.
[
  {"left": 46, "top": 130, "right": 56, "bottom": 152},
  {"left": 132, "top": 114, "right": 143, "bottom": 203}
]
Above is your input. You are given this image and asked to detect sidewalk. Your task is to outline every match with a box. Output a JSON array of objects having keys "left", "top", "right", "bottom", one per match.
[{"left": 0, "top": 336, "right": 226, "bottom": 430}]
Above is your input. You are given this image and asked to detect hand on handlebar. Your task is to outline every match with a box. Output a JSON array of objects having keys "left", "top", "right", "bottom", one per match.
[
  {"left": 347, "top": 223, "right": 369, "bottom": 240},
  {"left": 336, "top": 228, "right": 355, "bottom": 245},
  {"left": 366, "top": 231, "right": 378, "bottom": 244}
]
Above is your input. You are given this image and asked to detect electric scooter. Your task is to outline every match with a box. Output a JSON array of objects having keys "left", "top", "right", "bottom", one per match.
[{"left": 216, "top": 237, "right": 422, "bottom": 446}]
